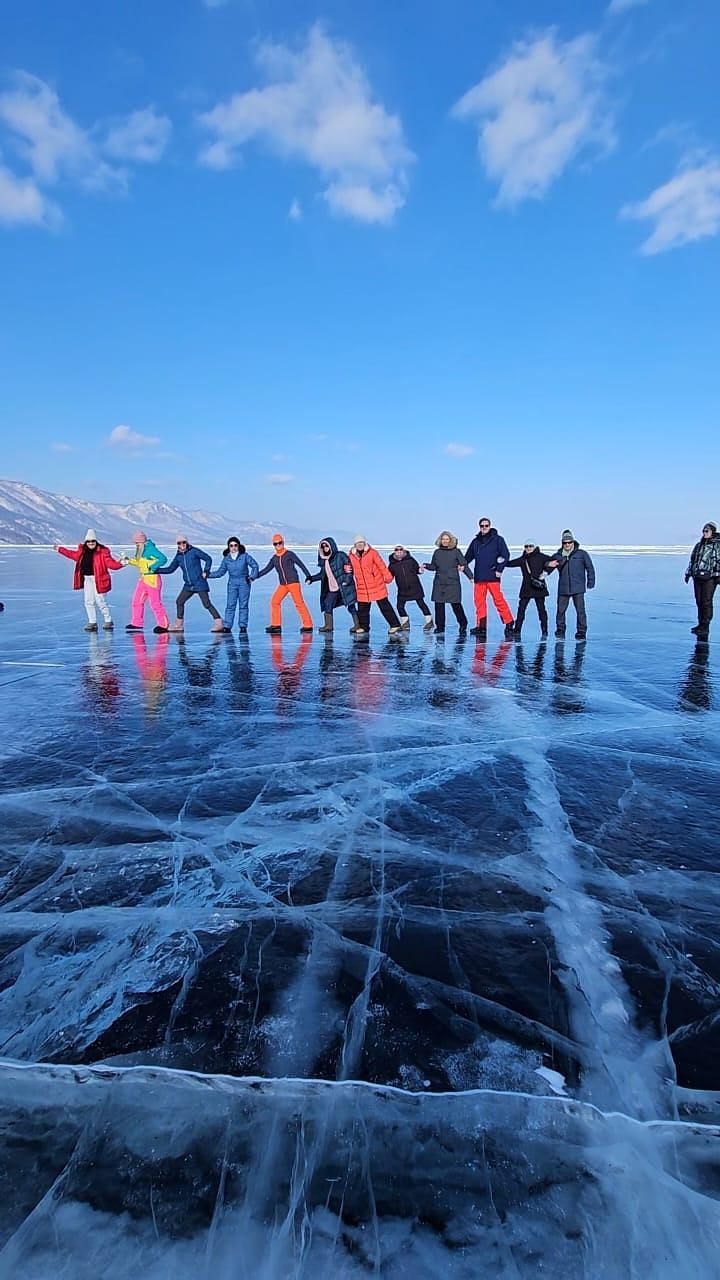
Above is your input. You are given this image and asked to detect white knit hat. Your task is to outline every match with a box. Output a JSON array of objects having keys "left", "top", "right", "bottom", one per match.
[{"left": 84, "top": 529, "right": 97, "bottom": 542}]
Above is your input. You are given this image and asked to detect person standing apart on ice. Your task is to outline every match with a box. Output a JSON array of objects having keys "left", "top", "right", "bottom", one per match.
[
  {"left": 123, "top": 530, "right": 169, "bottom": 633},
  {"left": 154, "top": 536, "right": 223, "bottom": 632},
  {"left": 685, "top": 521, "right": 720, "bottom": 640},
  {"left": 505, "top": 542, "right": 550, "bottom": 639},
  {"left": 464, "top": 518, "right": 514, "bottom": 640},
  {"left": 257, "top": 534, "right": 314, "bottom": 634},
  {"left": 348, "top": 536, "right": 402, "bottom": 635},
  {"left": 208, "top": 537, "right": 259, "bottom": 634},
  {"left": 546, "top": 530, "right": 595, "bottom": 640},
  {"left": 423, "top": 532, "right": 471, "bottom": 635},
  {"left": 54, "top": 530, "right": 124, "bottom": 631},
  {"left": 387, "top": 546, "right": 433, "bottom": 631},
  {"left": 307, "top": 537, "right": 363, "bottom": 633}
]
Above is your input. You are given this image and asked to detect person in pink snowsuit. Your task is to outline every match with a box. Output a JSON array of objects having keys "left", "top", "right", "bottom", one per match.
[{"left": 123, "top": 531, "right": 170, "bottom": 633}]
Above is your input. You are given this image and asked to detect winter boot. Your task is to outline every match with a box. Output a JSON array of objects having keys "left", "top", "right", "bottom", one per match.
[
  {"left": 211, "top": 619, "right": 224, "bottom": 632},
  {"left": 300, "top": 626, "right": 314, "bottom": 633},
  {"left": 400, "top": 616, "right": 410, "bottom": 629},
  {"left": 84, "top": 622, "right": 98, "bottom": 632},
  {"left": 238, "top": 625, "right": 247, "bottom": 634},
  {"left": 103, "top": 621, "right": 114, "bottom": 630},
  {"left": 153, "top": 625, "right": 169, "bottom": 634},
  {"left": 169, "top": 619, "right": 184, "bottom": 632},
  {"left": 388, "top": 626, "right": 401, "bottom": 636},
  {"left": 470, "top": 622, "right": 487, "bottom": 640},
  {"left": 126, "top": 624, "right": 143, "bottom": 632},
  {"left": 423, "top": 616, "right": 434, "bottom": 631},
  {"left": 265, "top": 625, "right": 281, "bottom": 634},
  {"left": 504, "top": 621, "right": 515, "bottom": 639},
  {"left": 318, "top": 612, "right": 334, "bottom": 633}
]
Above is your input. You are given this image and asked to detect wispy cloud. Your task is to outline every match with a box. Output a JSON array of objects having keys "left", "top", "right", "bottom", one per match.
[
  {"left": 444, "top": 442, "right": 474, "bottom": 458},
  {"left": 107, "top": 424, "right": 161, "bottom": 451},
  {"left": 198, "top": 24, "right": 414, "bottom": 224},
  {"left": 452, "top": 30, "right": 614, "bottom": 206},
  {"left": 289, "top": 197, "right": 302, "bottom": 220},
  {"left": 103, "top": 107, "right": 172, "bottom": 164},
  {"left": 621, "top": 156, "right": 720, "bottom": 254},
  {"left": 51, "top": 441, "right": 73, "bottom": 453},
  {"left": 0, "top": 72, "right": 171, "bottom": 229},
  {"left": 607, "top": 0, "right": 650, "bottom": 14},
  {"left": 265, "top": 472, "right": 295, "bottom": 485}
]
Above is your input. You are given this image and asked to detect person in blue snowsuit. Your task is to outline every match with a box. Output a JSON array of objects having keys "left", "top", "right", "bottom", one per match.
[
  {"left": 154, "top": 536, "right": 223, "bottom": 631},
  {"left": 208, "top": 537, "right": 259, "bottom": 633}
]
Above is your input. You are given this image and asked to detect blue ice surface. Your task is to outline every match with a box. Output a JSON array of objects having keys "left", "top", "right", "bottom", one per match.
[{"left": 0, "top": 548, "right": 719, "bottom": 1277}]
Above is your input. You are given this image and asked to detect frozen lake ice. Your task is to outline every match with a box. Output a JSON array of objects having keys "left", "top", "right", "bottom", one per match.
[{"left": 0, "top": 548, "right": 719, "bottom": 1276}]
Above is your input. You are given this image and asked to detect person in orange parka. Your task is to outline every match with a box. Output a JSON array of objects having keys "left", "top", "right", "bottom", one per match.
[{"left": 348, "top": 536, "right": 402, "bottom": 635}]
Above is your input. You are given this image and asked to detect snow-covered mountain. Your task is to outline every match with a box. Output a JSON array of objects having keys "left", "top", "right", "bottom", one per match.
[{"left": 0, "top": 480, "right": 342, "bottom": 547}]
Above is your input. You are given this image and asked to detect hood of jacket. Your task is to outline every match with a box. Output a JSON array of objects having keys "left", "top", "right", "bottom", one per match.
[
  {"left": 477, "top": 527, "right": 499, "bottom": 545},
  {"left": 435, "top": 532, "right": 459, "bottom": 549},
  {"left": 319, "top": 536, "right": 340, "bottom": 561}
]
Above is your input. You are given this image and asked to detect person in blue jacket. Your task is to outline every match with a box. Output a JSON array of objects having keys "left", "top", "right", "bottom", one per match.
[
  {"left": 464, "top": 517, "right": 515, "bottom": 640},
  {"left": 545, "top": 529, "right": 596, "bottom": 640},
  {"left": 307, "top": 536, "right": 363, "bottom": 633},
  {"left": 154, "top": 535, "right": 223, "bottom": 632},
  {"left": 208, "top": 537, "right": 259, "bottom": 634}
]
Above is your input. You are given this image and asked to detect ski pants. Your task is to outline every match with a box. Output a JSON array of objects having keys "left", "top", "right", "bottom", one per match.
[
  {"left": 270, "top": 583, "right": 313, "bottom": 629},
  {"left": 515, "top": 595, "right": 548, "bottom": 632},
  {"left": 176, "top": 587, "right": 221, "bottom": 621},
  {"left": 131, "top": 579, "right": 169, "bottom": 629},
  {"left": 694, "top": 578, "right": 717, "bottom": 628},
  {"left": 473, "top": 580, "right": 513, "bottom": 625},
  {"left": 83, "top": 575, "right": 111, "bottom": 624},
  {"left": 224, "top": 581, "right": 251, "bottom": 628}
]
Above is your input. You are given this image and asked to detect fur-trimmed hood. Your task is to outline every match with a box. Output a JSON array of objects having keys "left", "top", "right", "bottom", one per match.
[{"left": 435, "top": 531, "right": 459, "bottom": 549}]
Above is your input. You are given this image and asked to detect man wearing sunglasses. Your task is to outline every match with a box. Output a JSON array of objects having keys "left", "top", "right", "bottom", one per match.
[
  {"left": 545, "top": 529, "right": 595, "bottom": 640},
  {"left": 154, "top": 536, "right": 223, "bottom": 632},
  {"left": 464, "top": 517, "right": 514, "bottom": 640},
  {"left": 256, "top": 534, "right": 314, "bottom": 634}
]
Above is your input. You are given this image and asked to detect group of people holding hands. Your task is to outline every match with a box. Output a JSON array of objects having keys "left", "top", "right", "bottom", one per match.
[{"left": 53, "top": 517, "right": 720, "bottom": 642}]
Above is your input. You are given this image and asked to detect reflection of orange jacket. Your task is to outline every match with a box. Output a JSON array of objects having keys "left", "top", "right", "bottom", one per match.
[{"left": 349, "top": 546, "right": 392, "bottom": 602}]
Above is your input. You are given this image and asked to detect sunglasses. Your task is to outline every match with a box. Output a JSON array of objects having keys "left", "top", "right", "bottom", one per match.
[
  {"left": 479, "top": 522, "right": 490, "bottom": 528},
  {"left": 562, "top": 540, "right": 573, "bottom": 545},
  {"left": 524, "top": 544, "right": 535, "bottom": 549},
  {"left": 177, "top": 541, "right": 188, "bottom": 547},
  {"left": 273, "top": 541, "right": 284, "bottom": 547}
]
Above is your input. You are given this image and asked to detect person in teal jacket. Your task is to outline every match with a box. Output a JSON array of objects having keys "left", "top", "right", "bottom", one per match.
[{"left": 208, "top": 537, "right": 259, "bottom": 633}]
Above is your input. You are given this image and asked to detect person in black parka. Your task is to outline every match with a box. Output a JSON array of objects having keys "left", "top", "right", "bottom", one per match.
[
  {"left": 423, "top": 531, "right": 471, "bottom": 634},
  {"left": 387, "top": 545, "right": 433, "bottom": 630},
  {"left": 506, "top": 542, "right": 550, "bottom": 638},
  {"left": 685, "top": 520, "right": 720, "bottom": 639},
  {"left": 546, "top": 529, "right": 596, "bottom": 639},
  {"left": 308, "top": 536, "right": 363, "bottom": 634}
]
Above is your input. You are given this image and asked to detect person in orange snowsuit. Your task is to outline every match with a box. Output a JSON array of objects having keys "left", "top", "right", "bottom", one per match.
[{"left": 257, "top": 534, "right": 314, "bottom": 634}]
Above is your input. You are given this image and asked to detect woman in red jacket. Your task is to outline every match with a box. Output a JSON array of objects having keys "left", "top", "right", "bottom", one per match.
[
  {"left": 55, "top": 528, "right": 124, "bottom": 631},
  {"left": 348, "top": 536, "right": 402, "bottom": 635}
]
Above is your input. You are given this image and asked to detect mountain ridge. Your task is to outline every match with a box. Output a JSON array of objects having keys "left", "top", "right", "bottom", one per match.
[{"left": 0, "top": 480, "right": 350, "bottom": 547}]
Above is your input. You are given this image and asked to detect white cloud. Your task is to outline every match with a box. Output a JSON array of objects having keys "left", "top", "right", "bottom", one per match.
[
  {"left": 289, "top": 197, "right": 302, "bottom": 220},
  {"left": 0, "top": 72, "right": 171, "bottom": 230},
  {"left": 265, "top": 472, "right": 295, "bottom": 485},
  {"left": 444, "top": 442, "right": 474, "bottom": 458},
  {"left": 0, "top": 164, "right": 59, "bottom": 227},
  {"left": 452, "top": 30, "right": 614, "bottom": 206},
  {"left": 607, "top": 0, "right": 650, "bottom": 14},
  {"left": 621, "top": 157, "right": 720, "bottom": 254},
  {"left": 103, "top": 107, "right": 172, "bottom": 164},
  {"left": 107, "top": 424, "right": 161, "bottom": 451},
  {"left": 51, "top": 441, "right": 73, "bottom": 453},
  {"left": 198, "top": 24, "right": 414, "bottom": 223}
]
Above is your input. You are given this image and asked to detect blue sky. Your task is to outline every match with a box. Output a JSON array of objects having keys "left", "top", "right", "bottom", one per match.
[{"left": 1, "top": 0, "right": 718, "bottom": 543}]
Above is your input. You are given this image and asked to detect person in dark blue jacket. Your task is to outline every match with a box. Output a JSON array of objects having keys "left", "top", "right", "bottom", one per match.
[
  {"left": 208, "top": 537, "right": 259, "bottom": 633},
  {"left": 155, "top": 536, "right": 223, "bottom": 632},
  {"left": 464, "top": 518, "right": 515, "bottom": 640},
  {"left": 308, "top": 536, "right": 363, "bottom": 633},
  {"left": 545, "top": 530, "right": 596, "bottom": 640}
]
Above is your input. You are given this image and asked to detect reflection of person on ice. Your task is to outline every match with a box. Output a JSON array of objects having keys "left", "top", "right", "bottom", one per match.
[
  {"left": 55, "top": 529, "right": 123, "bottom": 631},
  {"left": 123, "top": 530, "right": 169, "bottom": 633},
  {"left": 154, "top": 536, "right": 223, "bottom": 632},
  {"left": 208, "top": 537, "right": 259, "bottom": 634},
  {"left": 257, "top": 534, "right": 314, "bottom": 634}
]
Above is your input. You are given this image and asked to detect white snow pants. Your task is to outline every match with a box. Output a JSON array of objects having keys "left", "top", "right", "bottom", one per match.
[{"left": 83, "top": 575, "right": 112, "bottom": 623}]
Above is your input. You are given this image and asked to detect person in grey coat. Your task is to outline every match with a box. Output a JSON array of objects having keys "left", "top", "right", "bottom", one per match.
[
  {"left": 423, "top": 532, "right": 471, "bottom": 634},
  {"left": 546, "top": 529, "right": 595, "bottom": 640}
]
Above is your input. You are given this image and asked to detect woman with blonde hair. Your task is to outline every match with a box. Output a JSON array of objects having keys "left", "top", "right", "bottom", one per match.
[{"left": 423, "top": 532, "right": 471, "bottom": 635}]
